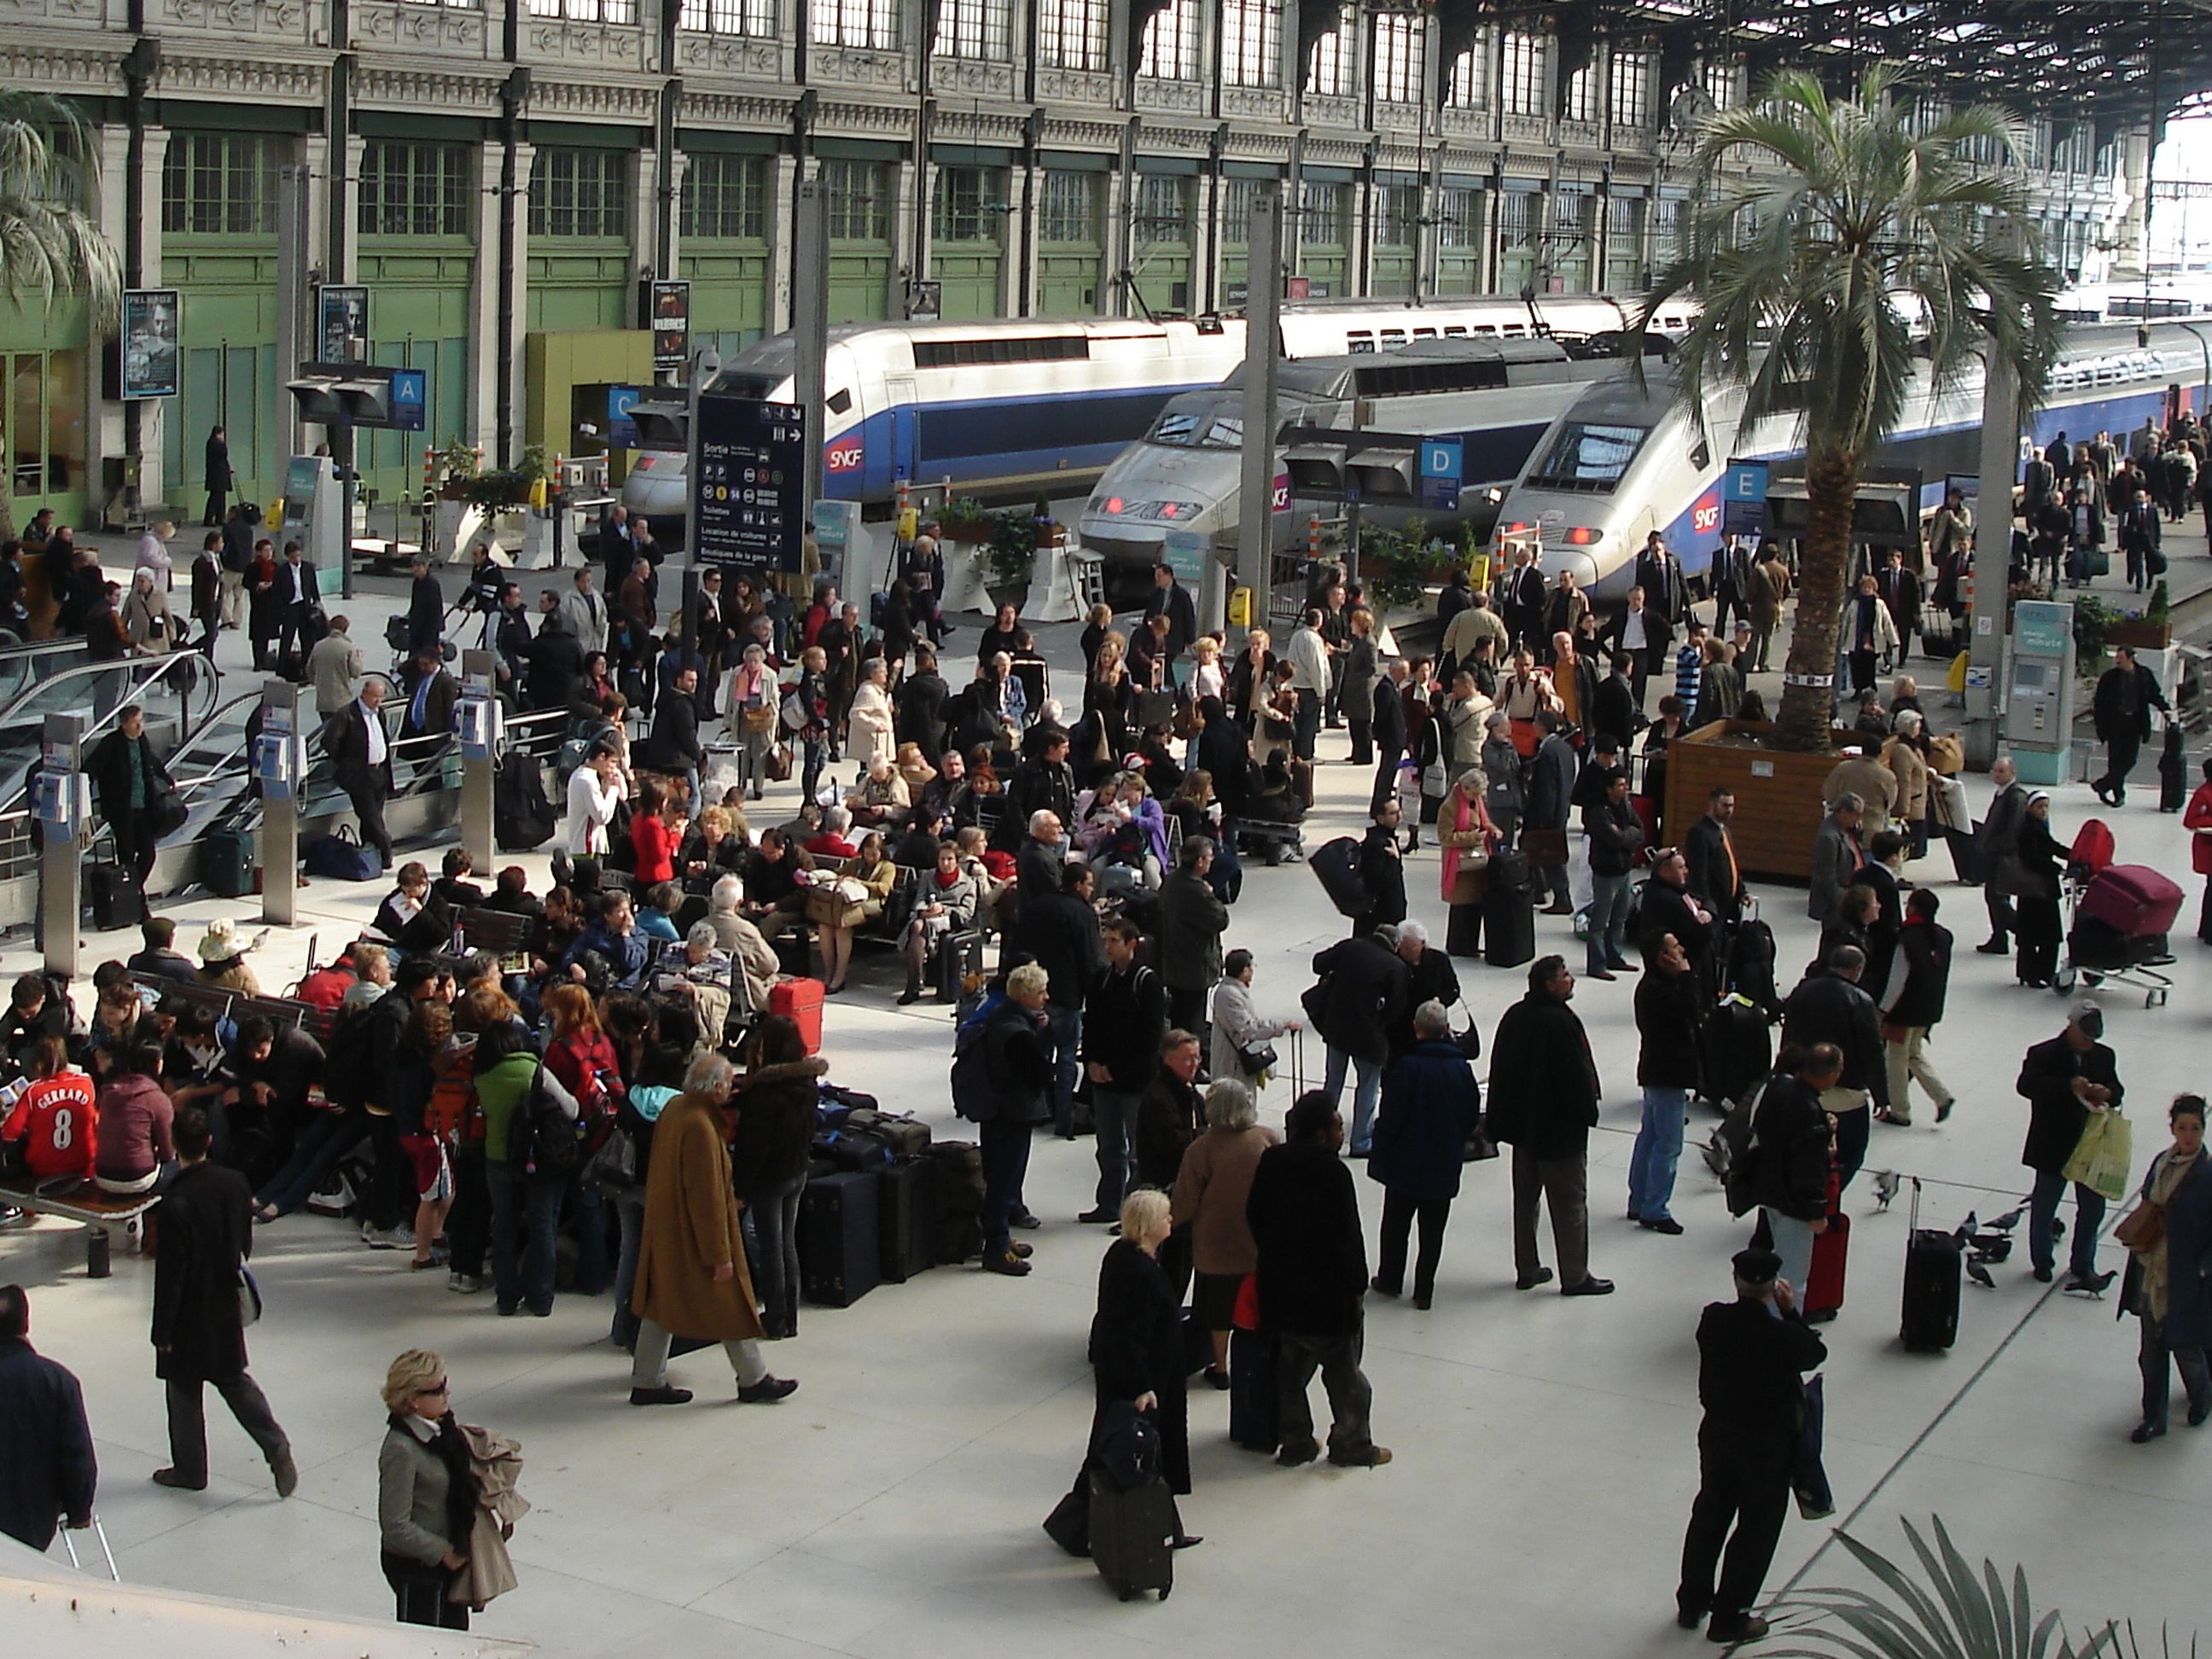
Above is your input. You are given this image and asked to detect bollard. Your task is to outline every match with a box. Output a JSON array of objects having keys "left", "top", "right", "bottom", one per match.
[{"left": 87, "top": 1227, "right": 110, "bottom": 1279}]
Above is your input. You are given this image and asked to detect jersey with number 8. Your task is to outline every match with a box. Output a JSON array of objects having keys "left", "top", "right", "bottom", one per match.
[{"left": 3, "top": 1071, "right": 98, "bottom": 1181}]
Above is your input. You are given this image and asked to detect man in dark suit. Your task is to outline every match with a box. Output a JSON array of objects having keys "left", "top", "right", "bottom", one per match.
[
  {"left": 405, "top": 556, "right": 445, "bottom": 661},
  {"left": 2017, "top": 1000, "right": 2123, "bottom": 1291},
  {"left": 1486, "top": 955, "right": 1610, "bottom": 1295},
  {"left": 2092, "top": 643, "right": 2168, "bottom": 807},
  {"left": 151, "top": 1109, "right": 296, "bottom": 1496},
  {"left": 1779, "top": 943, "right": 1889, "bottom": 1194},
  {"left": 0, "top": 1284, "right": 97, "bottom": 1550},
  {"left": 1708, "top": 533, "right": 1754, "bottom": 638},
  {"left": 1876, "top": 549, "right": 1920, "bottom": 661},
  {"left": 1498, "top": 544, "right": 1547, "bottom": 652},
  {"left": 1684, "top": 787, "right": 1745, "bottom": 925},
  {"left": 323, "top": 679, "right": 395, "bottom": 869},
  {"left": 520, "top": 597, "right": 585, "bottom": 713},
  {"left": 272, "top": 540, "right": 321, "bottom": 669},
  {"left": 1631, "top": 533, "right": 1691, "bottom": 631},
  {"left": 399, "top": 649, "right": 458, "bottom": 742},
  {"left": 1145, "top": 562, "right": 1198, "bottom": 668},
  {"left": 1976, "top": 755, "right": 2027, "bottom": 953},
  {"left": 1674, "top": 1248, "right": 1827, "bottom": 1646},
  {"left": 1369, "top": 659, "right": 1409, "bottom": 813},
  {"left": 2116, "top": 480, "right": 2162, "bottom": 593},
  {"left": 1244, "top": 1092, "right": 1390, "bottom": 1467}
]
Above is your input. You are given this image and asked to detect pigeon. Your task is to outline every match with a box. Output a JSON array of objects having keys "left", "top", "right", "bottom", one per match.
[
  {"left": 1871, "top": 1170, "right": 1902, "bottom": 1211},
  {"left": 1950, "top": 1211, "right": 1980, "bottom": 1249},
  {"left": 1970, "top": 1234, "right": 2015, "bottom": 1265},
  {"left": 1988, "top": 1206, "right": 2025, "bottom": 1233},
  {"left": 1965, "top": 1259, "right": 1996, "bottom": 1290}
]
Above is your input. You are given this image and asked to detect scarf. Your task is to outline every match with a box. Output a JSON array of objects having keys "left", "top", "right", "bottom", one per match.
[
  {"left": 391, "top": 1411, "right": 480, "bottom": 1559},
  {"left": 2142, "top": 1150, "right": 2201, "bottom": 1322},
  {"left": 933, "top": 867, "right": 963, "bottom": 891}
]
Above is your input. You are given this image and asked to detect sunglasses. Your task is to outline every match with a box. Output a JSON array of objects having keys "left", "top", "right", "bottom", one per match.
[{"left": 416, "top": 1381, "right": 450, "bottom": 1399}]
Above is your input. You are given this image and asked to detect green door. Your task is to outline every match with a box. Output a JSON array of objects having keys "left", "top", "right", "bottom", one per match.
[{"left": 353, "top": 248, "right": 474, "bottom": 511}]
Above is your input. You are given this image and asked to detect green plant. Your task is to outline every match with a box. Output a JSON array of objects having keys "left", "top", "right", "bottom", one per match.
[
  {"left": 437, "top": 437, "right": 480, "bottom": 485},
  {"left": 2069, "top": 591, "right": 2117, "bottom": 666},
  {"left": 2146, "top": 579, "right": 2171, "bottom": 624},
  {"left": 1359, "top": 522, "right": 1444, "bottom": 613},
  {"left": 1767, "top": 1515, "right": 2190, "bottom": 1657},
  {"left": 985, "top": 509, "right": 1039, "bottom": 589},
  {"left": 1634, "top": 63, "right": 2063, "bottom": 752}
]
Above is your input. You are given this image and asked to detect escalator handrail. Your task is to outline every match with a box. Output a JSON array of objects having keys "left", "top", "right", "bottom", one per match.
[{"left": 0, "top": 646, "right": 219, "bottom": 735}]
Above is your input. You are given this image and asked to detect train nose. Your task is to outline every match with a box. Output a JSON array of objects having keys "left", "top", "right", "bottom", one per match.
[{"left": 1548, "top": 549, "right": 1601, "bottom": 591}]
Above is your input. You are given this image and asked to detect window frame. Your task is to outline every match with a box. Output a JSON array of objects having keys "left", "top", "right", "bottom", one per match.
[
  {"left": 1501, "top": 30, "right": 1547, "bottom": 117},
  {"left": 680, "top": 151, "right": 767, "bottom": 241},
  {"left": 935, "top": 0, "right": 1010, "bottom": 61},
  {"left": 160, "top": 132, "right": 281, "bottom": 237},
  {"left": 931, "top": 165, "right": 1004, "bottom": 245},
  {"left": 527, "top": 146, "right": 632, "bottom": 240},
  {"left": 1305, "top": 2, "right": 1353, "bottom": 98},
  {"left": 1220, "top": 0, "right": 1282, "bottom": 89},
  {"left": 1371, "top": 10, "right": 1423, "bottom": 106},
  {"left": 1033, "top": 0, "right": 1107, "bottom": 70},
  {"left": 1136, "top": 0, "right": 1201, "bottom": 80},
  {"left": 811, "top": 0, "right": 900, "bottom": 50},
  {"left": 678, "top": 0, "right": 775, "bottom": 35},
  {"left": 358, "top": 138, "right": 471, "bottom": 239}
]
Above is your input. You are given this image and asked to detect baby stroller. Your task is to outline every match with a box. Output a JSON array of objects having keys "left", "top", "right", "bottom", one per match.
[{"left": 2052, "top": 859, "right": 2181, "bottom": 1008}]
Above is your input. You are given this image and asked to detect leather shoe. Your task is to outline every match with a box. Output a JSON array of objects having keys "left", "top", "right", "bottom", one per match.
[
  {"left": 271, "top": 1455, "right": 299, "bottom": 1499},
  {"left": 1275, "top": 1440, "right": 1320, "bottom": 1467},
  {"left": 1411, "top": 1293, "right": 1431, "bottom": 1311},
  {"left": 151, "top": 1467, "right": 207, "bottom": 1491},
  {"left": 1708, "top": 1614, "right": 1769, "bottom": 1644},
  {"left": 1677, "top": 1604, "right": 1708, "bottom": 1631},
  {"left": 1543, "top": 901, "right": 1575, "bottom": 916},
  {"left": 1370, "top": 1277, "right": 1401, "bottom": 1298},
  {"left": 2187, "top": 1400, "right": 2209, "bottom": 1429},
  {"left": 2130, "top": 1421, "right": 2167, "bottom": 1443},
  {"left": 1586, "top": 968, "right": 1617, "bottom": 981},
  {"left": 1202, "top": 1365, "right": 1231, "bottom": 1390},
  {"left": 982, "top": 1249, "right": 1032, "bottom": 1276},
  {"left": 737, "top": 1376, "right": 800, "bottom": 1404},
  {"left": 1976, "top": 940, "right": 2011, "bottom": 955},
  {"left": 1516, "top": 1266, "right": 1555, "bottom": 1290},
  {"left": 629, "top": 1386, "right": 693, "bottom": 1407},
  {"left": 1170, "top": 1534, "right": 1204, "bottom": 1550},
  {"left": 2032, "top": 1266, "right": 2054, "bottom": 1283},
  {"left": 1010, "top": 1239, "right": 1034, "bottom": 1259},
  {"left": 1561, "top": 1277, "right": 1615, "bottom": 1296},
  {"left": 1639, "top": 1217, "right": 1685, "bottom": 1236},
  {"left": 1076, "top": 1207, "right": 1115, "bottom": 1224},
  {"left": 1326, "top": 1445, "right": 1393, "bottom": 1468}
]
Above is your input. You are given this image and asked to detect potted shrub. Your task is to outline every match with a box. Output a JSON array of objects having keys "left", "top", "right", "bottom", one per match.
[
  {"left": 2105, "top": 579, "right": 2173, "bottom": 651},
  {"left": 940, "top": 496, "right": 995, "bottom": 544},
  {"left": 985, "top": 509, "right": 1039, "bottom": 604}
]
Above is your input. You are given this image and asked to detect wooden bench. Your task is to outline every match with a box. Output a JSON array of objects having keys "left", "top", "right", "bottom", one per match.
[
  {"left": 132, "top": 978, "right": 335, "bottom": 1045},
  {"left": 456, "top": 907, "right": 535, "bottom": 973},
  {"left": 0, "top": 1179, "right": 160, "bottom": 1277}
]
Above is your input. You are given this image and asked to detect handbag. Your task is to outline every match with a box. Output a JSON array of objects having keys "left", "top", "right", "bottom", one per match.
[
  {"left": 581, "top": 1121, "right": 639, "bottom": 1197},
  {"left": 2062, "top": 1108, "right": 2133, "bottom": 1203},
  {"left": 147, "top": 789, "right": 189, "bottom": 838},
  {"left": 2115, "top": 1158, "right": 2199, "bottom": 1254},
  {"left": 1237, "top": 1040, "right": 1278, "bottom": 1076},
  {"left": 742, "top": 705, "right": 777, "bottom": 735},
  {"left": 237, "top": 1266, "right": 262, "bottom": 1328},
  {"left": 765, "top": 744, "right": 793, "bottom": 782}
]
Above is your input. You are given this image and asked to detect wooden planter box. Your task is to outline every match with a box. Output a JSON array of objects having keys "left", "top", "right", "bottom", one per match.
[
  {"left": 2105, "top": 619, "right": 2173, "bottom": 651},
  {"left": 941, "top": 515, "right": 994, "bottom": 544},
  {"left": 1663, "top": 719, "right": 1855, "bottom": 884}
]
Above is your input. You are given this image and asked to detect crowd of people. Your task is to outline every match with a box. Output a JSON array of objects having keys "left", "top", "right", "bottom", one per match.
[{"left": 3, "top": 453, "right": 2210, "bottom": 1647}]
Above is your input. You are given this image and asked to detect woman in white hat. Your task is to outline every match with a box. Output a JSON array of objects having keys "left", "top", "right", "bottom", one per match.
[
  {"left": 136, "top": 519, "right": 175, "bottom": 589},
  {"left": 195, "top": 918, "right": 261, "bottom": 995}
]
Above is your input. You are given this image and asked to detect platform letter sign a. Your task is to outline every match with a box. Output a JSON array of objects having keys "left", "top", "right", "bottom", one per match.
[{"left": 1720, "top": 459, "right": 1768, "bottom": 538}]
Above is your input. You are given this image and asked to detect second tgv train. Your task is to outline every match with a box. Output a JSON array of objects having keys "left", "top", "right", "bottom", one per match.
[
  {"left": 1490, "top": 317, "right": 2212, "bottom": 605},
  {"left": 619, "top": 294, "right": 1696, "bottom": 529}
]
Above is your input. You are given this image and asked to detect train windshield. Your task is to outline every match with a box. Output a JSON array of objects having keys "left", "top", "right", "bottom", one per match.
[
  {"left": 1526, "top": 421, "right": 1649, "bottom": 490},
  {"left": 1145, "top": 409, "right": 1244, "bottom": 449}
]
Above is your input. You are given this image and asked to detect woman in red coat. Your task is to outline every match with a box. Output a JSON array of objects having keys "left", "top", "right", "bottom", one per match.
[
  {"left": 2183, "top": 755, "right": 2212, "bottom": 944},
  {"left": 629, "top": 777, "right": 680, "bottom": 886}
]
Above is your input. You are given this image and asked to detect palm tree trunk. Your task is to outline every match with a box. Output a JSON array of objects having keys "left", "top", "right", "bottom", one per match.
[{"left": 1772, "top": 448, "right": 1860, "bottom": 752}]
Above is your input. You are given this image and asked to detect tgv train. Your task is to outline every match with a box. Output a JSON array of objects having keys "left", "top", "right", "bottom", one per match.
[
  {"left": 1490, "top": 318, "right": 2212, "bottom": 605},
  {"left": 620, "top": 295, "right": 1696, "bottom": 528},
  {"left": 1077, "top": 336, "right": 1635, "bottom": 568}
]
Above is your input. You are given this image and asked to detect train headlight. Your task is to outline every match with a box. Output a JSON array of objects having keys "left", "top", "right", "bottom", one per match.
[
  {"left": 1103, "top": 497, "right": 1126, "bottom": 515},
  {"left": 1157, "top": 500, "right": 1200, "bottom": 521},
  {"left": 1564, "top": 527, "right": 1601, "bottom": 546}
]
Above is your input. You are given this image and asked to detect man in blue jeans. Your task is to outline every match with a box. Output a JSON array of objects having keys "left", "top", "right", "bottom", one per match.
[
  {"left": 1628, "top": 932, "right": 1702, "bottom": 1233},
  {"left": 1079, "top": 920, "right": 1166, "bottom": 1223},
  {"left": 963, "top": 963, "right": 1055, "bottom": 1278},
  {"left": 1308, "top": 926, "right": 1409, "bottom": 1158},
  {"left": 2017, "top": 1000, "right": 2122, "bottom": 1293}
]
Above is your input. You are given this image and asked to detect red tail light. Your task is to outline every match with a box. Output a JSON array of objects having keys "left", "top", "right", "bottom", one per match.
[
  {"left": 1565, "top": 527, "right": 1598, "bottom": 545},
  {"left": 1104, "top": 497, "right": 1125, "bottom": 515}
]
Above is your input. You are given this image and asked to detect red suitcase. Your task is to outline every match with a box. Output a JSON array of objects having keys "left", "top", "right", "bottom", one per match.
[
  {"left": 1629, "top": 793, "right": 1661, "bottom": 865},
  {"left": 2079, "top": 864, "right": 2184, "bottom": 940},
  {"left": 1803, "top": 1210, "right": 1849, "bottom": 1318},
  {"left": 769, "top": 977, "right": 825, "bottom": 1055}
]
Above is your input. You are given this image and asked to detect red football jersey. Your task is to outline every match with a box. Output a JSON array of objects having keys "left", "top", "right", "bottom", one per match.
[{"left": 2, "top": 1071, "right": 98, "bottom": 1181}]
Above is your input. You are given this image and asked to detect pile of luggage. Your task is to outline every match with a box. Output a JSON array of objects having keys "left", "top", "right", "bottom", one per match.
[{"left": 796, "top": 1085, "right": 987, "bottom": 1307}]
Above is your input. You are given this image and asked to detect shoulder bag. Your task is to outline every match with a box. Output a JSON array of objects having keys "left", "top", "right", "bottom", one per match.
[{"left": 2115, "top": 1157, "right": 2199, "bottom": 1254}]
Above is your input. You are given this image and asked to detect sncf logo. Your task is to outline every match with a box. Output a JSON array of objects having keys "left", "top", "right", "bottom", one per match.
[{"left": 826, "top": 441, "right": 864, "bottom": 473}]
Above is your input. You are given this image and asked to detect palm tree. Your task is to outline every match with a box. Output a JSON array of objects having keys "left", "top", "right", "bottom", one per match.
[
  {"left": 0, "top": 89, "right": 122, "bottom": 538},
  {"left": 1634, "top": 64, "right": 2062, "bottom": 752}
]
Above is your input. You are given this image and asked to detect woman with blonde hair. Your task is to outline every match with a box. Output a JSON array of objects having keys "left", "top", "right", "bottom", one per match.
[
  {"left": 1438, "top": 765, "right": 1500, "bottom": 958},
  {"left": 377, "top": 1348, "right": 479, "bottom": 1629},
  {"left": 629, "top": 1051, "right": 797, "bottom": 1406},
  {"left": 1189, "top": 634, "right": 1226, "bottom": 704}
]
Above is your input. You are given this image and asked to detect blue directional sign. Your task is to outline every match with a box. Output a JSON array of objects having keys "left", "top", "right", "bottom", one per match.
[
  {"left": 388, "top": 368, "right": 427, "bottom": 434},
  {"left": 1720, "top": 458, "right": 1768, "bottom": 537},
  {"left": 1418, "top": 436, "right": 1464, "bottom": 510},
  {"left": 608, "top": 384, "right": 643, "bottom": 448}
]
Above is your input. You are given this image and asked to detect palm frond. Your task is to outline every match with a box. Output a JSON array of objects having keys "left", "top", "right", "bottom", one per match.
[{"left": 0, "top": 87, "right": 120, "bottom": 331}]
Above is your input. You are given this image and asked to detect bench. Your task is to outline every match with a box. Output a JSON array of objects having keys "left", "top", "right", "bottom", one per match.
[
  {"left": 0, "top": 1179, "right": 160, "bottom": 1277},
  {"left": 456, "top": 907, "right": 535, "bottom": 973},
  {"left": 131, "top": 978, "right": 335, "bottom": 1046}
]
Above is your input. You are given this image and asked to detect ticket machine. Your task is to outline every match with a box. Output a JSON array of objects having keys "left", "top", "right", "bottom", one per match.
[
  {"left": 2004, "top": 598, "right": 2075, "bottom": 787},
  {"left": 281, "top": 453, "right": 346, "bottom": 571}
]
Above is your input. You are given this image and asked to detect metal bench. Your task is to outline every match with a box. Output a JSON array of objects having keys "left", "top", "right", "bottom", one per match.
[
  {"left": 0, "top": 1179, "right": 160, "bottom": 1277},
  {"left": 456, "top": 907, "right": 535, "bottom": 972},
  {"left": 132, "top": 978, "right": 334, "bottom": 1045}
]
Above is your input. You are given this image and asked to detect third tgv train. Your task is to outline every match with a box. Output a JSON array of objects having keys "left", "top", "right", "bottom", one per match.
[
  {"left": 619, "top": 293, "right": 1695, "bottom": 533},
  {"left": 1487, "top": 312, "right": 2212, "bottom": 604}
]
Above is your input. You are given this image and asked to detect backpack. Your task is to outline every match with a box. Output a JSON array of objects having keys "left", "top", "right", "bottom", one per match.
[
  {"left": 1709, "top": 1076, "right": 1772, "bottom": 1218},
  {"left": 949, "top": 1004, "right": 999, "bottom": 1123},
  {"left": 494, "top": 752, "right": 557, "bottom": 851},
  {"left": 422, "top": 1034, "right": 482, "bottom": 1143},
  {"left": 318, "top": 1000, "right": 381, "bottom": 1111},
  {"left": 512, "top": 1054, "right": 581, "bottom": 1177}
]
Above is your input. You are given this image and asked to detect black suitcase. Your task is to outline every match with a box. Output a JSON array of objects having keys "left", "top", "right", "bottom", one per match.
[
  {"left": 204, "top": 826, "right": 254, "bottom": 899},
  {"left": 1699, "top": 996, "right": 1773, "bottom": 1109},
  {"left": 927, "top": 1140, "right": 986, "bottom": 1264},
  {"left": 876, "top": 1156, "right": 940, "bottom": 1284},
  {"left": 2160, "top": 721, "right": 2187, "bottom": 812},
  {"left": 1901, "top": 1179, "right": 1961, "bottom": 1352},
  {"left": 1943, "top": 823, "right": 1988, "bottom": 886},
  {"left": 1726, "top": 917, "right": 1779, "bottom": 1016},
  {"left": 1088, "top": 1468, "right": 1175, "bottom": 1602},
  {"left": 1309, "top": 835, "right": 1370, "bottom": 919},
  {"left": 85, "top": 861, "right": 145, "bottom": 930},
  {"left": 797, "top": 1169, "right": 882, "bottom": 1307},
  {"left": 1229, "top": 1327, "right": 1279, "bottom": 1452},
  {"left": 1481, "top": 879, "right": 1536, "bottom": 968},
  {"left": 937, "top": 928, "right": 985, "bottom": 1003}
]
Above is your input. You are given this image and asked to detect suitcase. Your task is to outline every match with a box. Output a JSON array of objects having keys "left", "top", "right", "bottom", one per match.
[
  {"left": 2160, "top": 722, "right": 2187, "bottom": 813},
  {"left": 1943, "top": 822, "right": 1988, "bottom": 886},
  {"left": 937, "top": 928, "right": 985, "bottom": 1003},
  {"left": 876, "top": 1156, "right": 940, "bottom": 1284},
  {"left": 1699, "top": 995, "right": 1773, "bottom": 1109},
  {"left": 1481, "top": 878, "right": 1536, "bottom": 968},
  {"left": 768, "top": 978, "right": 826, "bottom": 1055},
  {"left": 203, "top": 825, "right": 254, "bottom": 899},
  {"left": 1228, "top": 1327, "right": 1279, "bottom": 1452},
  {"left": 1804, "top": 1209, "right": 1849, "bottom": 1317},
  {"left": 1629, "top": 793, "right": 1661, "bottom": 865},
  {"left": 1088, "top": 1468, "right": 1176, "bottom": 1603},
  {"left": 1901, "top": 1179, "right": 1961, "bottom": 1352},
  {"left": 844, "top": 1108, "right": 931, "bottom": 1161},
  {"left": 927, "top": 1140, "right": 986, "bottom": 1264},
  {"left": 85, "top": 861, "right": 145, "bottom": 930},
  {"left": 1309, "top": 835, "right": 1371, "bottom": 919},
  {"left": 797, "top": 1168, "right": 882, "bottom": 1307},
  {"left": 2079, "top": 864, "right": 2185, "bottom": 940},
  {"left": 1726, "top": 917, "right": 1779, "bottom": 1016}
]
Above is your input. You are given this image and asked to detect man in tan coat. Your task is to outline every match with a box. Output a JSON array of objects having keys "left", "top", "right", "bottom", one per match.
[{"left": 628, "top": 1052, "right": 799, "bottom": 1407}]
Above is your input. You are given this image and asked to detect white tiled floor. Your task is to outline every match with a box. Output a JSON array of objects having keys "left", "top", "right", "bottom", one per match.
[{"left": 6, "top": 573, "right": 2209, "bottom": 1654}]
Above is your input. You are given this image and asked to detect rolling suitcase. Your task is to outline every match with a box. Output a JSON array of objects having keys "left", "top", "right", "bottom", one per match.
[
  {"left": 2160, "top": 721, "right": 2187, "bottom": 812},
  {"left": 203, "top": 825, "right": 254, "bottom": 899},
  {"left": 1228, "top": 1327, "right": 1279, "bottom": 1452},
  {"left": 876, "top": 1156, "right": 940, "bottom": 1284},
  {"left": 1803, "top": 1209, "right": 1849, "bottom": 1318},
  {"left": 2078, "top": 864, "right": 2184, "bottom": 940},
  {"left": 1726, "top": 912, "right": 1779, "bottom": 1017},
  {"left": 769, "top": 978, "right": 826, "bottom": 1055},
  {"left": 936, "top": 928, "right": 985, "bottom": 1003},
  {"left": 1943, "top": 822, "right": 1988, "bottom": 886},
  {"left": 927, "top": 1140, "right": 986, "bottom": 1264},
  {"left": 1901, "top": 1178, "right": 1961, "bottom": 1352},
  {"left": 797, "top": 1169, "right": 882, "bottom": 1307},
  {"left": 1088, "top": 1468, "right": 1175, "bottom": 1603},
  {"left": 1481, "top": 876, "right": 1536, "bottom": 968},
  {"left": 1309, "top": 835, "right": 1371, "bottom": 919},
  {"left": 84, "top": 862, "right": 145, "bottom": 930},
  {"left": 1698, "top": 995, "right": 1773, "bottom": 1109}
]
